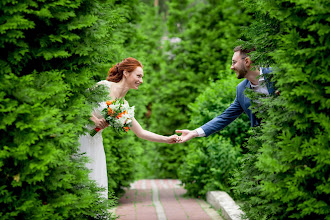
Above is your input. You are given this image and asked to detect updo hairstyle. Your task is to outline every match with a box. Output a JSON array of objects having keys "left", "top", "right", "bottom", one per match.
[{"left": 107, "top": 57, "right": 143, "bottom": 82}]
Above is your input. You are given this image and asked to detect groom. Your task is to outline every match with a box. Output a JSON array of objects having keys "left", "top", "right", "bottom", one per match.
[{"left": 176, "top": 46, "right": 275, "bottom": 142}]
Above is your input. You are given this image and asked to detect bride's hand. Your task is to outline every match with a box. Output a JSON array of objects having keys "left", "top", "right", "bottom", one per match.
[
  {"left": 167, "top": 134, "right": 181, "bottom": 144},
  {"left": 94, "top": 118, "right": 109, "bottom": 129}
]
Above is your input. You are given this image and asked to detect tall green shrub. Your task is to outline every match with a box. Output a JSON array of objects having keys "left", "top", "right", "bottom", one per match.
[
  {"left": 0, "top": 0, "right": 128, "bottom": 218},
  {"left": 232, "top": 0, "right": 330, "bottom": 219}
]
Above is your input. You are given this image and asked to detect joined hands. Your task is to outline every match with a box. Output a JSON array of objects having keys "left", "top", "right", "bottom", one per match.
[
  {"left": 167, "top": 135, "right": 180, "bottom": 144},
  {"left": 168, "top": 130, "right": 199, "bottom": 144}
]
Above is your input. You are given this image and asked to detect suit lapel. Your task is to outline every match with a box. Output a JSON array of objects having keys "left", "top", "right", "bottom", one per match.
[{"left": 245, "top": 80, "right": 251, "bottom": 89}]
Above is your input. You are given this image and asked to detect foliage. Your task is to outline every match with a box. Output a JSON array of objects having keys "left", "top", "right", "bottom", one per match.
[
  {"left": 231, "top": 0, "right": 330, "bottom": 219},
  {"left": 178, "top": 74, "right": 250, "bottom": 196},
  {"left": 179, "top": 135, "right": 241, "bottom": 198},
  {"left": 0, "top": 0, "right": 135, "bottom": 218}
]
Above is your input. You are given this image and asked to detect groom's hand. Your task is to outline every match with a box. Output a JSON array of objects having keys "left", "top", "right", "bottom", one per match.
[{"left": 175, "top": 129, "right": 198, "bottom": 143}]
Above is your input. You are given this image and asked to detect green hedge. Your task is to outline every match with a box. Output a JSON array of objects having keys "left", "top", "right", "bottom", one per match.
[
  {"left": 231, "top": 0, "right": 330, "bottom": 219},
  {"left": 0, "top": 0, "right": 139, "bottom": 218}
]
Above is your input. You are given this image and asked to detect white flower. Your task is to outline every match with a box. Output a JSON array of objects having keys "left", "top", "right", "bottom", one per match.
[
  {"left": 118, "top": 114, "right": 127, "bottom": 126},
  {"left": 128, "top": 106, "right": 135, "bottom": 118}
]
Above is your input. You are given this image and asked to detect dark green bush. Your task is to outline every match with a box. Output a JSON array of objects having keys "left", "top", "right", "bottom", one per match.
[
  {"left": 179, "top": 135, "right": 241, "bottom": 197},
  {"left": 0, "top": 0, "right": 135, "bottom": 218},
  {"left": 232, "top": 0, "right": 330, "bottom": 219}
]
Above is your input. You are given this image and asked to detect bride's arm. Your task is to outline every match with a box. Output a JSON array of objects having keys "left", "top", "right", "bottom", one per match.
[{"left": 130, "top": 118, "right": 178, "bottom": 144}]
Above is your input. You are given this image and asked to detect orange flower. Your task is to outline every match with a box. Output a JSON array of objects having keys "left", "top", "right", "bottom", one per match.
[
  {"left": 116, "top": 110, "right": 127, "bottom": 119},
  {"left": 108, "top": 107, "right": 115, "bottom": 116},
  {"left": 106, "top": 100, "right": 113, "bottom": 106},
  {"left": 123, "top": 126, "right": 130, "bottom": 132}
]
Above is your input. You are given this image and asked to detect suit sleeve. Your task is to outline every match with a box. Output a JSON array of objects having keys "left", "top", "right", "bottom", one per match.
[{"left": 200, "top": 96, "right": 244, "bottom": 137}]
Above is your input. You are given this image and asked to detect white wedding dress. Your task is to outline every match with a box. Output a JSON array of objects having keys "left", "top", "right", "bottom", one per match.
[{"left": 79, "top": 80, "right": 112, "bottom": 199}]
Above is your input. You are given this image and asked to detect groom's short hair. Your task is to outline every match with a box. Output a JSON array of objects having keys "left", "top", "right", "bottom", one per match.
[{"left": 233, "top": 46, "right": 255, "bottom": 58}]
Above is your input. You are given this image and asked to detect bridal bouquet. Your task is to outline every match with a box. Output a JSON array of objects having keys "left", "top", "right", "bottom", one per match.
[{"left": 90, "top": 98, "right": 135, "bottom": 136}]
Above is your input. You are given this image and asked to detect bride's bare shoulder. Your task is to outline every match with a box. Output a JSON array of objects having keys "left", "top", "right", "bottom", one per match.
[{"left": 96, "top": 80, "right": 112, "bottom": 88}]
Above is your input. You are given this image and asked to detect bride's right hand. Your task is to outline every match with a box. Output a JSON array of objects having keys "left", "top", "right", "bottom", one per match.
[{"left": 167, "top": 135, "right": 180, "bottom": 144}]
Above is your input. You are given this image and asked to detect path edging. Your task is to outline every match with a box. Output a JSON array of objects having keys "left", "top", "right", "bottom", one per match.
[{"left": 206, "top": 191, "right": 245, "bottom": 220}]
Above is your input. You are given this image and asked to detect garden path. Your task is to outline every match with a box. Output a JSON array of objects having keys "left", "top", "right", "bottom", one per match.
[{"left": 114, "top": 179, "right": 223, "bottom": 220}]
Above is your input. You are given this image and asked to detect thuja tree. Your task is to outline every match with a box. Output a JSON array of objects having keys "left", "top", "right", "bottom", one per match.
[
  {"left": 0, "top": 0, "right": 125, "bottom": 218},
  {"left": 146, "top": 0, "right": 250, "bottom": 178},
  {"left": 232, "top": 0, "right": 330, "bottom": 219}
]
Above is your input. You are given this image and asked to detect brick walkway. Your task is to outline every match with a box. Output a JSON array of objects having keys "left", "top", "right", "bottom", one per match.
[{"left": 115, "top": 179, "right": 223, "bottom": 220}]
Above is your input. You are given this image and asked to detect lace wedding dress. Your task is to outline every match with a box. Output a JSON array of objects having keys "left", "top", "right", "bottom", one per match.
[{"left": 79, "top": 80, "right": 112, "bottom": 199}]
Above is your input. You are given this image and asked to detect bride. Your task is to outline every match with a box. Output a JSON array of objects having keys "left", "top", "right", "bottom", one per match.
[{"left": 79, "top": 57, "right": 179, "bottom": 198}]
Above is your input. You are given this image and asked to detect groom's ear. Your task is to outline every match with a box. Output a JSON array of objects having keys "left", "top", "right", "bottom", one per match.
[{"left": 245, "top": 57, "right": 253, "bottom": 68}]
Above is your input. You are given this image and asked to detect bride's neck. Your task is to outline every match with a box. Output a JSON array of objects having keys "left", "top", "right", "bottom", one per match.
[{"left": 110, "top": 81, "right": 129, "bottom": 99}]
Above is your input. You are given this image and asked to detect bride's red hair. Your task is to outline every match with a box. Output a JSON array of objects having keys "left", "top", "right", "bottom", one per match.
[{"left": 107, "top": 57, "right": 143, "bottom": 82}]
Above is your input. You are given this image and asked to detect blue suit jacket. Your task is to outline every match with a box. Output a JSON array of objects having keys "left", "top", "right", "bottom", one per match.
[{"left": 201, "top": 68, "right": 275, "bottom": 137}]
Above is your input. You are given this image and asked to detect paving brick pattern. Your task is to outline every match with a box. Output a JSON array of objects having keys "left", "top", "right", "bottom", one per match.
[{"left": 115, "top": 179, "right": 222, "bottom": 220}]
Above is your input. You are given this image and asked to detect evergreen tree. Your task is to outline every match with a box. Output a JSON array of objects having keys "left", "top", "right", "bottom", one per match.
[
  {"left": 232, "top": 0, "right": 330, "bottom": 219},
  {"left": 0, "top": 0, "right": 134, "bottom": 218}
]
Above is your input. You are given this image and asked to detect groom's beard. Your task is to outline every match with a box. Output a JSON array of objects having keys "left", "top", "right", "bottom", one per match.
[{"left": 237, "top": 65, "right": 248, "bottom": 79}]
